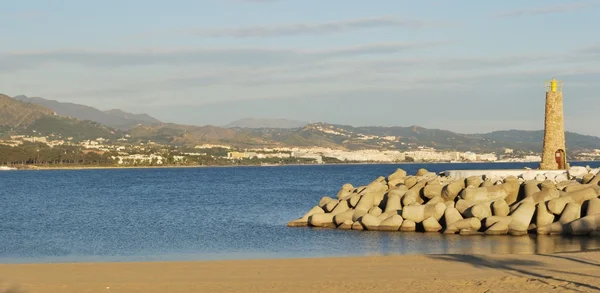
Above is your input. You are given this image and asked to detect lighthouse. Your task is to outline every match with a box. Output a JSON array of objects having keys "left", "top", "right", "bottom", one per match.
[{"left": 540, "top": 78, "right": 567, "bottom": 170}]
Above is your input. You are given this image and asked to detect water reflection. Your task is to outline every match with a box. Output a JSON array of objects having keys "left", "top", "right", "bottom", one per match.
[{"left": 304, "top": 229, "right": 600, "bottom": 258}]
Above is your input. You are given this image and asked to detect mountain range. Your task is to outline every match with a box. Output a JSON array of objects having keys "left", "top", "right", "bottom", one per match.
[
  {"left": 225, "top": 118, "right": 308, "bottom": 129},
  {"left": 2, "top": 93, "right": 600, "bottom": 154},
  {"left": 13, "top": 95, "right": 162, "bottom": 130}
]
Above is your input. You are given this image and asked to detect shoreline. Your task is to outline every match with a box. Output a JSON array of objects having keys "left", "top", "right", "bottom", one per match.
[
  {"left": 4, "top": 160, "right": 598, "bottom": 171},
  {"left": 1, "top": 252, "right": 598, "bottom": 292}
]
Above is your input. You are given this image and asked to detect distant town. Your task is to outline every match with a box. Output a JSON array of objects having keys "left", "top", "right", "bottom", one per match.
[{"left": 2, "top": 132, "right": 599, "bottom": 169}]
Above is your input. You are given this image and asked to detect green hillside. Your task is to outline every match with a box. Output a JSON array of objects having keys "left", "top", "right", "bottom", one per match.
[{"left": 0, "top": 94, "right": 55, "bottom": 127}]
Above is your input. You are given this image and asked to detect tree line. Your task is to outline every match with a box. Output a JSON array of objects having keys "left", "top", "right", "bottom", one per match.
[{"left": 0, "top": 143, "right": 116, "bottom": 166}]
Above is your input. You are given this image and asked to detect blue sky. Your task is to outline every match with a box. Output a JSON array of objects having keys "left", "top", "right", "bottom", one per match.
[{"left": 1, "top": 0, "right": 599, "bottom": 134}]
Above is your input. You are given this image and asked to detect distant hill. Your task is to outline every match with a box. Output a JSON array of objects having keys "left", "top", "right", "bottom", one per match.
[
  {"left": 1, "top": 94, "right": 119, "bottom": 141},
  {"left": 479, "top": 130, "right": 600, "bottom": 153},
  {"left": 25, "top": 116, "right": 119, "bottom": 141},
  {"left": 4, "top": 94, "right": 600, "bottom": 153},
  {"left": 13, "top": 95, "right": 162, "bottom": 130},
  {"left": 225, "top": 118, "right": 308, "bottom": 129},
  {"left": 121, "top": 122, "right": 600, "bottom": 153},
  {"left": 241, "top": 123, "right": 600, "bottom": 154},
  {"left": 0, "top": 94, "right": 55, "bottom": 128},
  {"left": 128, "top": 123, "right": 273, "bottom": 148}
]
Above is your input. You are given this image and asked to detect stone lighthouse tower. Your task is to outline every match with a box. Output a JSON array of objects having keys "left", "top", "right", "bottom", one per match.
[{"left": 540, "top": 78, "right": 567, "bottom": 170}]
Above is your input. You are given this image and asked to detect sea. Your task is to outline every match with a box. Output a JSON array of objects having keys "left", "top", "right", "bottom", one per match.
[{"left": 1, "top": 162, "right": 600, "bottom": 264}]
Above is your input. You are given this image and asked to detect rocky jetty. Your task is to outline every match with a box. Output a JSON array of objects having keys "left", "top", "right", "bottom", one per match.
[{"left": 288, "top": 166, "right": 600, "bottom": 236}]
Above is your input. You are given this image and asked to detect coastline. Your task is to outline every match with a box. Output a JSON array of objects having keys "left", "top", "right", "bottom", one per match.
[
  {"left": 1, "top": 252, "right": 599, "bottom": 293},
  {"left": 5, "top": 160, "right": 598, "bottom": 171}
]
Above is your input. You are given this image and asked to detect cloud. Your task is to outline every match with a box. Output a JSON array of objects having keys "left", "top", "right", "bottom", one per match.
[
  {"left": 185, "top": 16, "right": 435, "bottom": 38},
  {"left": 35, "top": 40, "right": 600, "bottom": 101},
  {"left": 2, "top": 11, "right": 45, "bottom": 19},
  {"left": 0, "top": 42, "right": 445, "bottom": 71},
  {"left": 495, "top": 1, "right": 592, "bottom": 18},
  {"left": 234, "top": 0, "right": 278, "bottom": 2}
]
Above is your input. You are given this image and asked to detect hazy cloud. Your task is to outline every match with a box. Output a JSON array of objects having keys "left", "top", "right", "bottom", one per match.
[
  {"left": 2, "top": 11, "right": 45, "bottom": 19},
  {"left": 495, "top": 1, "right": 592, "bottom": 18},
  {"left": 234, "top": 0, "right": 278, "bottom": 2},
  {"left": 186, "top": 16, "right": 435, "bottom": 38},
  {"left": 0, "top": 42, "right": 444, "bottom": 71}
]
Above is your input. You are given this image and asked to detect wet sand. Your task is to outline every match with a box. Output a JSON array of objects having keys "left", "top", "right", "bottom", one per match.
[{"left": 1, "top": 252, "right": 600, "bottom": 293}]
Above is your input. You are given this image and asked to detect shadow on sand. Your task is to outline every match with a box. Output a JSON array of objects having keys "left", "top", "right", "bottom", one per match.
[{"left": 429, "top": 254, "right": 600, "bottom": 292}]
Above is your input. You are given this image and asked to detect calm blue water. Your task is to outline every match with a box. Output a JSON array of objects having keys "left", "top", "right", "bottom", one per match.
[{"left": 2, "top": 162, "right": 600, "bottom": 264}]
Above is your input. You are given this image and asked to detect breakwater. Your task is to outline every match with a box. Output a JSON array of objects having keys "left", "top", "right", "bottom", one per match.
[{"left": 289, "top": 166, "right": 600, "bottom": 236}]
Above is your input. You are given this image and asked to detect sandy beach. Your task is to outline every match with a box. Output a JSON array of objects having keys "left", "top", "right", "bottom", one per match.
[{"left": 1, "top": 252, "right": 600, "bottom": 293}]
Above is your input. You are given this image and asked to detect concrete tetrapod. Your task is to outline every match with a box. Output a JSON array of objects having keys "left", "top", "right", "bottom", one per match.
[
  {"left": 388, "top": 168, "right": 407, "bottom": 179},
  {"left": 354, "top": 193, "right": 377, "bottom": 212},
  {"left": 403, "top": 176, "right": 418, "bottom": 189},
  {"left": 388, "top": 185, "right": 409, "bottom": 196},
  {"left": 422, "top": 217, "right": 443, "bottom": 232},
  {"left": 537, "top": 205, "right": 586, "bottom": 236},
  {"left": 585, "top": 198, "right": 600, "bottom": 216},
  {"left": 351, "top": 221, "right": 364, "bottom": 231},
  {"left": 416, "top": 168, "right": 429, "bottom": 177},
  {"left": 378, "top": 215, "right": 404, "bottom": 232},
  {"left": 524, "top": 181, "right": 541, "bottom": 198},
  {"left": 568, "top": 214, "right": 600, "bottom": 235},
  {"left": 443, "top": 207, "right": 464, "bottom": 227},
  {"left": 455, "top": 199, "right": 477, "bottom": 215},
  {"left": 334, "top": 210, "right": 355, "bottom": 226},
  {"left": 460, "top": 185, "right": 508, "bottom": 203},
  {"left": 425, "top": 196, "right": 444, "bottom": 206},
  {"left": 441, "top": 180, "right": 465, "bottom": 201},
  {"left": 492, "top": 200, "right": 510, "bottom": 216},
  {"left": 484, "top": 216, "right": 513, "bottom": 235},
  {"left": 465, "top": 203, "right": 492, "bottom": 220},
  {"left": 348, "top": 194, "right": 361, "bottom": 208},
  {"left": 383, "top": 194, "right": 402, "bottom": 214},
  {"left": 360, "top": 214, "right": 382, "bottom": 231},
  {"left": 400, "top": 220, "right": 416, "bottom": 232},
  {"left": 368, "top": 206, "right": 383, "bottom": 217},
  {"left": 402, "top": 202, "right": 446, "bottom": 223},
  {"left": 330, "top": 200, "right": 350, "bottom": 216},
  {"left": 466, "top": 176, "right": 483, "bottom": 188},
  {"left": 338, "top": 219, "right": 353, "bottom": 230},
  {"left": 309, "top": 213, "right": 336, "bottom": 228},
  {"left": 423, "top": 183, "right": 444, "bottom": 200},
  {"left": 512, "top": 185, "right": 560, "bottom": 213},
  {"left": 535, "top": 203, "right": 555, "bottom": 229},
  {"left": 300, "top": 205, "right": 325, "bottom": 219},
  {"left": 508, "top": 202, "right": 535, "bottom": 236},
  {"left": 401, "top": 190, "right": 419, "bottom": 207},
  {"left": 408, "top": 180, "right": 427, "bottom": 203},
  {"left": 445, "top": 218, "right": 481, "bottom": 234},
  {"left": 287, "top": 206, "right": 325, "bottom": 227},
  {"left": 503, "top": 177, "right": 521, "bottom": 205},
  {"left": 352, "top": 210, "right": 368, "bottom": 222},
  {"left": 377, "top": 212, "right": 395, "bottom": 222},
  {"left": 336, "top": 183, "right": 354, "bottom": 199},
  {"left": 481, "top": 180, "right": 494, "bottom": 187},
  {"left": 558, "top": 203, "right": 581, "bottom": 224},
  {"left": 547, "top": 188, "right": 597, "bottom": 215},
  {"left": 319, "top": 196, "right": 336, "bottom": 208},
  {"left": 324, "top": 200, "right": 340, "bottom": 213}
]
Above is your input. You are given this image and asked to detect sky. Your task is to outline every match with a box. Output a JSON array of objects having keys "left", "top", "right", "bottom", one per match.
[{"left": 1, "top": 0, "right": 600, "bottom": 135}]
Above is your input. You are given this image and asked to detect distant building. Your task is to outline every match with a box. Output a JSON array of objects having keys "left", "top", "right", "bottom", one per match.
[
  {"left": 227, "top": 152, "right": 246, "bottom": 159},
  {"left": 291, "top": 151, "right": 323, "bottom": 164},
  {"left": 196, "top": 144, "right": 231, "bottom": 149}
]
